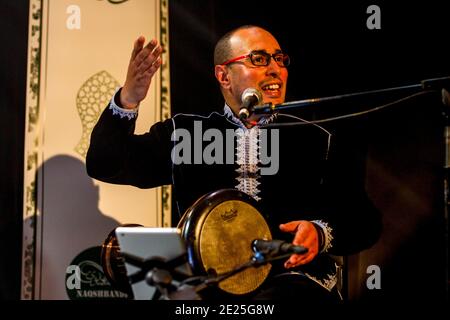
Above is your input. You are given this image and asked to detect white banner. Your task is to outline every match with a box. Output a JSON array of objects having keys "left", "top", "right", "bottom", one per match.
[{"left": 22, "top": 0, "right": 171, "bottom": 300}]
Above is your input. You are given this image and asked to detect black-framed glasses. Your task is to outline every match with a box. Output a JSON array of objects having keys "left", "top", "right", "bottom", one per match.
[{"left": 221, "top": 50, "right": 290, "bottom": 67}]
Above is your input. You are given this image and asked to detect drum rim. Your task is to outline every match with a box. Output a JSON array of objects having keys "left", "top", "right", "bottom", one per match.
[
  {"left": 100, "top": 223, "right": 143, "bottom": 294},
  {"left": 178, "top": 188, "right": 265, "bottom": 275}
]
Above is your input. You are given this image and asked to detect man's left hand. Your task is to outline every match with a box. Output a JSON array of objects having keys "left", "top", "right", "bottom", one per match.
[{"left": 279, "top": 220, "right": 319, "bottom": 268}]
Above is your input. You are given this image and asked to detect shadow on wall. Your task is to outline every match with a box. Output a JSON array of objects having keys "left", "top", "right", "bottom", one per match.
[
  {"left": 25, "top": 155, "right": 119, "bottom": 299},
  {"left": 347, "top": 91, "right": 447, "bottom": 303}
]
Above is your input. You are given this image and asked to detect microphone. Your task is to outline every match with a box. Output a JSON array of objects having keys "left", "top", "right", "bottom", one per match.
[
  {"left": 239, "top": 88, "right": 262, "bottom": 120},
  {"left": 252, "top": 239, "right": 308, "bottom": 255}
]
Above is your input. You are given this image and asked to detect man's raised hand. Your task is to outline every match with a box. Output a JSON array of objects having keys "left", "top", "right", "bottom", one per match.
[{"left": 120, "top": 36, "right": 163, "bottom": 109}]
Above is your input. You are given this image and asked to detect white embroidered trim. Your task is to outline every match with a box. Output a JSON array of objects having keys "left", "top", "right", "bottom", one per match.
[
  {"left": 235, "top": 127, "right": 261, "bottom": 201},
  {"left": 223, "top": 104, "right": 277, "bottom": 202},
  {"left": 304, "top": 270, "right": 338, "bottom": 292},
  {"left": 282, "top": 270, "right": 337, "bottom": 292},
  {"left": 108, "top": 88, "right": 139, "bottom": 120},
  {"left": 311, "top": 220, "right": 334, "bottom": 253}
]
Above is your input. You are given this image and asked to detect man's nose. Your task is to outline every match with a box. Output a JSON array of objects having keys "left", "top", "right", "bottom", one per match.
[{"left": 265, "top": 58, "right": 282, "bottom": 77}]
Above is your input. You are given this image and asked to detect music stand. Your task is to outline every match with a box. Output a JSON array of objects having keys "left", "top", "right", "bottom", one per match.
[{"left": 115, "top": 227, "right": 192, "bottom": 300}]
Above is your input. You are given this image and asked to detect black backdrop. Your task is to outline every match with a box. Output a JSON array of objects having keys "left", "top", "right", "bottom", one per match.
[
  {"left": 169, "top": 1, "right": 449, "bottom": 114},
  {"left": 0, "top": 0, "right": 28, "bottom": 301},
  {"left": 169, "top": 1, "right": 449, "bottom": 303},
  {"left": 1, "top": 0, "right": 448, "bottom": 302}
]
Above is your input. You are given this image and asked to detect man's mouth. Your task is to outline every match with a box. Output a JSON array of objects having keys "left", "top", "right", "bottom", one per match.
[{"left": 261, "top": 83, "right": 282, "bottom": 97}]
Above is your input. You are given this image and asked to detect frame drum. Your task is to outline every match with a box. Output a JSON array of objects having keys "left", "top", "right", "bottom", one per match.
[{"left": 178, "top": 189, "right": 272, "bottom": 295}]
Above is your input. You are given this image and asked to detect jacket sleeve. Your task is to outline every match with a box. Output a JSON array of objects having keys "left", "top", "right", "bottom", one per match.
[{"left": 86, "top": 90, "right": 173, "bottom": 188}]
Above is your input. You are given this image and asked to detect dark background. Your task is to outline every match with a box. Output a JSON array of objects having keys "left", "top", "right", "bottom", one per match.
[
  {"left": 1, "top": 0, "right": 448, "bottom": 302},
  {"left": 169, "top": 1, "right": 449, "bottom": 114},
  {"left": 168, "top": 1, "right": 449, "bottom": 304}
]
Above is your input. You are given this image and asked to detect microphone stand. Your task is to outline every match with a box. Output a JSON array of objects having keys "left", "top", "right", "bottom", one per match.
[
  {"left": 121, "top": 245, "right": 309, "bottom": 300},
  {"left": 253, "top": 76, "right": 450, "bottom": 115},
  {"left": 121, "top": 252, "right": 192, "bottom": 300},
  {"left": 442, "top": 88, "right": 450, "bottom": 289},
  {"left": 187, "top": 246, "right": 308, "bottom": 296}
]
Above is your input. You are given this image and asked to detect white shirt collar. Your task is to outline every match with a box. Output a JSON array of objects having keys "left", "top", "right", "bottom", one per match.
[{"left": 223, "top": 103, "right": 277, "bottom": 129}]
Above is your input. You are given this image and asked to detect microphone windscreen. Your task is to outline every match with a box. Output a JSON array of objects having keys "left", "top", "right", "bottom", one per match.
[{"left": 241, "top": 88, "right": 262, "bottom": 104}]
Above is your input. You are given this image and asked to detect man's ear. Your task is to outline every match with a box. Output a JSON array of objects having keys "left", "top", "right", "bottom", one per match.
[{"left": 215, "top": 65, "right": 231, "bottom": 89}]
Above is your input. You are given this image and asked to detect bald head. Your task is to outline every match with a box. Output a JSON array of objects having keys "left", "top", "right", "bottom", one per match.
[{"left": 214, "top": 25, "right": 275, "bottom": 65}]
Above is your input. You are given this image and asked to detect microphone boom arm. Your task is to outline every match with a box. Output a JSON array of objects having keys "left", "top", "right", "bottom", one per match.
[{"left": 253, "top": 76, "right": 450, "bottom": 115}]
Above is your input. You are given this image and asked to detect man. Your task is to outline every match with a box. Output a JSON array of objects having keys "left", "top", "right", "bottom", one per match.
[{"left": 87, "top": 25, "right": 381, "bottom": 300}]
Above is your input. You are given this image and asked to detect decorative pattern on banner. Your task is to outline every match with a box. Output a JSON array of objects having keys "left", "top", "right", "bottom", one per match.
[
  {"left": 160, "top": 0, "right": 172, "bottom": 226},
  {"left": 75, "top": 71, "right": 120, "bottom": 158},
  {"left": 22, "top": 0, "right": 43, "bottom": 300}
]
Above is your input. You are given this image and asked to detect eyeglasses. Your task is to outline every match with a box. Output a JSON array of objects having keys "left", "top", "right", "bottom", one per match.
[{"left": 221, "top": 50, "right": 290, "bottom": 68}]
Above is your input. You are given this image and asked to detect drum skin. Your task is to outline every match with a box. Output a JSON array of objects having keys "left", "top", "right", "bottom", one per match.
[{"left": 178, "top": 189, "right": 272, "bottom": 295}]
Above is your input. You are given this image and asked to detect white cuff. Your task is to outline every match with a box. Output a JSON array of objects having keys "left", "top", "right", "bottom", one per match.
[
  {"left": 108, "top": 88, "right": 139, "bottom": 120},
  {"left": 311, "top": 220, "right": 334, "bottom": 253}
]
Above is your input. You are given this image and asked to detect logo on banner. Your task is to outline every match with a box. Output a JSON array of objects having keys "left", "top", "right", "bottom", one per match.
[
  {"left": 75, "top": 71, "right": 120, "bottom": 158},
  {"left": 65, "top": 246, "right": 129, "bottom": 300}
]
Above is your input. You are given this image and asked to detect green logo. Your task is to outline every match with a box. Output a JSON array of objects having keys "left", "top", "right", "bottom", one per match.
[{"left": 65, "top": 246, "right": 130, "bottom": 300}]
